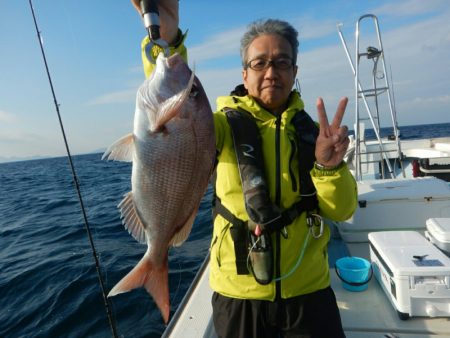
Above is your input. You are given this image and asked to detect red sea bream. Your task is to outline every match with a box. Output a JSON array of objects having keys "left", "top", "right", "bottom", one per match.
[{"left": 102, "top": 53, "right": 215, "bottom": 323}]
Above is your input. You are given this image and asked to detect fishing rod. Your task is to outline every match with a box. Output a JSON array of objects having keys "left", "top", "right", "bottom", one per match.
[{"left": 28, "top": 1, "right": 119, "bottom": 337}]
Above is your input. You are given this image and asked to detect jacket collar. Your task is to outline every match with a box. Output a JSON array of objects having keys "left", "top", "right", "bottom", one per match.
[{"left": 216, "top": 90, "right": 305, "bottom": 124}]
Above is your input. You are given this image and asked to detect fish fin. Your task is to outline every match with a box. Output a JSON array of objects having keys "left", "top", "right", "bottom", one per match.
[
  {"left": 108, "top": 252, "right": 170, "bottom": 324},
  {"left": 151, "top": 69, "right": 195, "bottom": 132},
  {"left": 102, "top": 133, "right": 135, "bottom": 162},
  {"left": 169, "top": 207, "right": 197, "bottom": 247},
  {"left": 118, "top": 192, "right": 147, "bottom": 244}
]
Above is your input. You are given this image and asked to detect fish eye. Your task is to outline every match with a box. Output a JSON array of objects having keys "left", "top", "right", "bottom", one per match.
[{"left": 189, "top": 84, "right": 199, "bottom": 98}]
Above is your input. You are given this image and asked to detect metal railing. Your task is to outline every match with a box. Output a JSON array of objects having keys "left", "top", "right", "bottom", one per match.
[{"left": 337, "top": 14, "right": 404, "bottom": 181}]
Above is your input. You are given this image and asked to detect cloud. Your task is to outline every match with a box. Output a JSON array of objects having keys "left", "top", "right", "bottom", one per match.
[
  {"left": 0, "top": 129, "right": 46, "bottom": 144},
  {"left": 413, "top": 94, "right": 450, "bottom": 104},
  {"left": 0, "top": 129, "right": 63, "bottom": 160},
  {"left": 346, "top": 7, "right": 450, "bottom": 125},
  {"left": 294, "top": 17, "right": 339, "bottom": 40},
  {"left": 188, "top": 4, "right": 450, "bottom": 128},
  {"left": 0, "top": 110, "right": 16, "bottom": 123},
  {"left": 375, "top": 0, "right": 448, "bottom": 17},
  {"left": 196, "top": 67, "right": 243, "bottom": 110},
  {"left": 188, "top": 17, "right": 340, "bottom": 64},
  {"left": 188, "top": 26, "right": 246, "bottom": 63},
  {"left": 88, "top": 2, "right": 450, "bottom": 128},
  {"left": 87, "top": 88, "right": 136, "bottom": 106},
  {"left": 128, "top": 65, "right": 145, "bottom": 74}
]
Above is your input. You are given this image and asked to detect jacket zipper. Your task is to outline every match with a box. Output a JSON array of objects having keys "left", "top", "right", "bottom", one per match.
[
  {"left": 275, "top": 115, "right": 282, "bottom": 302},
  {"left": 289, "top": 138, "right": 298, "bottom": 192}
]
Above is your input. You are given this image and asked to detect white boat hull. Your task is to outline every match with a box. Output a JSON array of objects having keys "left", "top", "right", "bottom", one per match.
[{"left": 339, "top": 177, "right": 450, "bottom": 243}]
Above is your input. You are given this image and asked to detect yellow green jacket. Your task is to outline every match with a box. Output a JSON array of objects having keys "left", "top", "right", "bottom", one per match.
[{"left": 140, "top": 36, "right": 357, "bottom": 301}]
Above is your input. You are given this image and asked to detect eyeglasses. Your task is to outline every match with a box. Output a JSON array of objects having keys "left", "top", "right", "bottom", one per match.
[{"left": 245, "top": 57, "right": 294, "bottom": 71}]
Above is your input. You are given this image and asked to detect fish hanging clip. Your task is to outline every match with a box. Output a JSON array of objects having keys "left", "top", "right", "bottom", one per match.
[
  {"left": 140, "top": 0, "right": 170, "bottom": 64},
  {"left": 307, "top": 213, "right": 324, "bottom": 239}
]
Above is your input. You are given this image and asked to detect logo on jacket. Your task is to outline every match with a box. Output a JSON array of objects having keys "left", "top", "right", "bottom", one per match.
[{"left": 241, "top": 144, "right": 255, "bottom": 159}]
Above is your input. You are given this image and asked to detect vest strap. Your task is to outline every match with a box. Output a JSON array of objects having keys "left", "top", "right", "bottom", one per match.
[
  {"left": 214, "top": 193, "right": 318, "bottom": 275},
  {"left": 213, "top": 106, "right": 320, "bottom": 276},
  {"left": 214, "top": 198, "right": 249, "bottom": 274}
]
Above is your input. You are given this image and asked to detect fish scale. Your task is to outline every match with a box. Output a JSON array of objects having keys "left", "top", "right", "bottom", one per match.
[{"left": 135, "top": 124, "right": 196, "bottom": 229}]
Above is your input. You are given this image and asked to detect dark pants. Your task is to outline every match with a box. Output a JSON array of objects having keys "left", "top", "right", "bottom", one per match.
[{"left": 212, "top": 287, "right": 345, "bottom": 338}]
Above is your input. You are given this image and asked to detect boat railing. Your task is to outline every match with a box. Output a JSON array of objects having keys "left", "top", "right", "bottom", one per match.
[{"left": 337, "top": 14, "right": 405, "bottom": 181}]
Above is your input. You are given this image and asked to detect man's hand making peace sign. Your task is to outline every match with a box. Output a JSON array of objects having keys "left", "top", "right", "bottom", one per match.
[{"left": 314, "top": 97, "right": 350, "bottom": 169}]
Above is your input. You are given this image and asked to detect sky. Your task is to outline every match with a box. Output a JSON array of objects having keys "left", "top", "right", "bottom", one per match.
[{"left": 0, "top": 0, "right": 449, "bottom": 162}]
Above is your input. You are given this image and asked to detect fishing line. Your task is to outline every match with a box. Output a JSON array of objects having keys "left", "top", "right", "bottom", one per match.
[
  {"left": 171, "top": 258, "right": 184, "bottom": 304},
  {"left": 28, "top": 1, "right": 118, "bottom": 337}
]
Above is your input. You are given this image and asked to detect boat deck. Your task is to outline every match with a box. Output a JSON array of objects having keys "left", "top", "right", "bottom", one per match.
[
  {"left": 163, "top": 241, "right": 450, "bottom": 338},
  {"left": 339, "top": 242, "right": 450, "bottom": 338}
]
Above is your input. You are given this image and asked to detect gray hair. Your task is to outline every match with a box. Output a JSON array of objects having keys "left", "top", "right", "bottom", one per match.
[{"left": 240, "top": 19, "right": 299, "bottom": 68}]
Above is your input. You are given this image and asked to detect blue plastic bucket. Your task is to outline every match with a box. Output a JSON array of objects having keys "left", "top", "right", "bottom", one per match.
[{"left": 335, "top": 257, "right": 372, "bottom": 292}]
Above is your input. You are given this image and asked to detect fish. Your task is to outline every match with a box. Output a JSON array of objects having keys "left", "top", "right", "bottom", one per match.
[{"left": 102, "top": 52, "right": 216, "bottom": 323}]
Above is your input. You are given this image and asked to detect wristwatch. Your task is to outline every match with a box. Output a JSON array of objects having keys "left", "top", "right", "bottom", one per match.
[{"left": 314, "top": 161, "right": 343, "bottom": 171}]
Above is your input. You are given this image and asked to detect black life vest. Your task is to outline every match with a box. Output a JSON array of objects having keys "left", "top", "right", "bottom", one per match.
[{"left": 213, "top": 105, "right": 319, "bottom": 277}]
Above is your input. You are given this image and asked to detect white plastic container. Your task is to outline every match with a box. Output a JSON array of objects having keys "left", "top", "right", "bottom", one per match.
[
  {"left": 369, "top": 231, "right": 450, "bottom": 320},
  {"left": 340, "top": 177, "right": 450, "bottom": 243},
  {"left": 425, "top": 218, "right": 450, "bottom": 256}
]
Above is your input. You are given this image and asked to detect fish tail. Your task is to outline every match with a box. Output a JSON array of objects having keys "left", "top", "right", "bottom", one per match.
[{"left": 108, "top": 252, "right": 170, "bottom": 323}]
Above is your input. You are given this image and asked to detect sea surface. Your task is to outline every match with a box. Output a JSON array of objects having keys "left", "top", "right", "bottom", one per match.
[{"left": 1, "top": 122, "right": 449, "bottom": 338}]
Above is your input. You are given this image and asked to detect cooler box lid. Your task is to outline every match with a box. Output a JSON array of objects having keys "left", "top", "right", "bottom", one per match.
[
  {"left": 426, "top": 218, "right": 450, "bottom": 242},
  {"left": 368, "top": 231, "right": 450, "bottom": 276}
]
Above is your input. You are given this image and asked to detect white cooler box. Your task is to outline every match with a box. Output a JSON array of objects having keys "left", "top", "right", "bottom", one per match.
[
  {"left": 340, "top": 177, "right": 450, "bottom": 243},
  {"left": 425, "top": 218, "right": 450, "bottom": 256},
  {"left": 369, "top": 231, "right": 450, "bottom": 320}
]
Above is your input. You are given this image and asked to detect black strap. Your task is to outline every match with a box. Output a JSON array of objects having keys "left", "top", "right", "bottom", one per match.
[
  {"left": 215, "top": 194, "right": 318, "bottom": 235},
  {"left": 266, "top": 194, "right": 318, "bottom": 233},
  {"left": 214, "top": 193, "right": 318, "bottom": 275},
  {"left": 214, "top": 198, "right": 249, "bottom": 274},
  {"left": 225, "top": 108, "right": 281, "bottom": 228},
  {"left": 291, "top": 109, "right": 319, "bottom": 196},
  {"left": 213, "top": 106, "right": 320, "bottom": 275}
]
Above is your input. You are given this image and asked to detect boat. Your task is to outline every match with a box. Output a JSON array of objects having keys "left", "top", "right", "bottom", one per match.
[
  {"left": 337, "top": 14, "right": 450, "bottom": 243},
  {"left": 336, "top": 15, "right": 450, "bottom": 183},
  {"left": 161, "top": 14, "right": 450, "bottom": 338}
]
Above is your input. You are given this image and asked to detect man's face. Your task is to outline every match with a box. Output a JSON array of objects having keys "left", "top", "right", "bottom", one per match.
[{"left": 243, "top": 34, "right": 297, "bottom": 115}]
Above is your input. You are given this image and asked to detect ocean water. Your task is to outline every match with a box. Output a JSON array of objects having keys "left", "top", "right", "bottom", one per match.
[
  {"left": 355, "top": 122, "right": 450, "bottom": 140},
  {"left": 1, "top": 122, "right": 449, "bottom": 338},
  {"left": 0, "top": 154, "right": 213, "bottom": 337}
]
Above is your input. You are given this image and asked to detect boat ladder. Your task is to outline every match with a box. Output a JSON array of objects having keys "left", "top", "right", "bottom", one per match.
[{"left": 337, "top": 14, "right": 404, "bottom": 181}]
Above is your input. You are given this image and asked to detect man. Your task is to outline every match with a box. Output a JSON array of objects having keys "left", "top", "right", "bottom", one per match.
[{"left": 131, "top": 1, "right": 357, "bottom": 337}]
